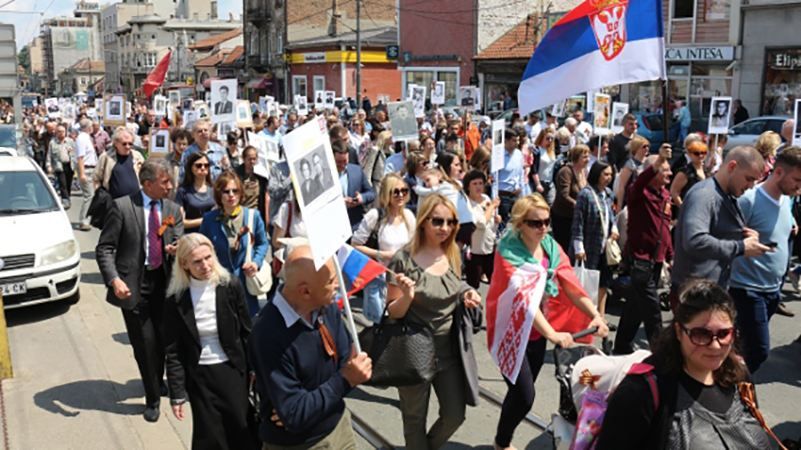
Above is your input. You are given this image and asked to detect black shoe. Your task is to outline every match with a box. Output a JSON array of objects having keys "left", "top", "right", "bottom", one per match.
[
  {"left": 160, "top": 381, "right": 168, "bottom": 397},
  {"left": 143, "top": 405, "right": 160, "bottom": 423},
  {"left": 776, "top": 302, "right": 795, "bottom": 317}
]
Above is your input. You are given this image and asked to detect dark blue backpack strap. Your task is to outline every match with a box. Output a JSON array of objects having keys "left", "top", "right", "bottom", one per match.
[{"left": 628, "top": 362, "right": 659, "bottom": 412}]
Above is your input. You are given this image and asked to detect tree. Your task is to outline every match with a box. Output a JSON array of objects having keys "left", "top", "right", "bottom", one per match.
[{"left": 18, "top": 45, "right": 30, "bottom": 72}]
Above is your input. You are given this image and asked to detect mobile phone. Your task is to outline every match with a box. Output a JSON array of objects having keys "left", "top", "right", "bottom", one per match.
[{"left": 763, "top": 242, "right": 778, "bottom": 249}]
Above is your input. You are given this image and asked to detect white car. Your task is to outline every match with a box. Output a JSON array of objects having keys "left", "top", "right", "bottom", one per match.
[{"left": 0, "top": 156, "right": 80, "bottom": 308}]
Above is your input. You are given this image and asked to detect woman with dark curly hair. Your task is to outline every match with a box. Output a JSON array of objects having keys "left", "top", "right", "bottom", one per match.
[{"left": 597, "top": 280, "right": 772, "bottom": 450}]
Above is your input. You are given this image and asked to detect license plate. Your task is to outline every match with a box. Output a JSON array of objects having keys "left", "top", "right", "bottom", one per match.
[{"left": 0, "top": 282, "right": 26, "bottom": 296}]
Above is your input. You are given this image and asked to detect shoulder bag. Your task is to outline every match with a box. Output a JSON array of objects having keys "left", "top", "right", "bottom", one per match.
[
  {"left": 244, "top": 208, "right": 273, "bottom": 297},
  {"left": 364, "top": 208, "right": 385, "bottom": 250},
  {"left": 590, "top": 189, "right": 622, "bottom": 266},
  {"left": 357, "top": 304, "right": 436, "bottom": 387}
]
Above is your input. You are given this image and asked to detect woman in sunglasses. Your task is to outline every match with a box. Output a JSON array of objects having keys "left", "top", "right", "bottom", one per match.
[
  {"left": 176, "top": 152, "right": 216, "bottom": 232},
  {"left": 352, "top": 173, "right": 416, "bottom": 323},
  {"left": 532, "top": 128, "right": 558, "bottom": 205},
  {"left": 487, "top": 193, "right": 608, "bottom": 450},
  {"left": 403, "top": 151, "right": 429, "bottom": 213},
  {"left": 614, "top": 135, "right": 650, "bottom": 212},
  {"left": 597, "top": 280, "right": 770, "bottom": 450},
  {"left": 670, "top": 141, "right": 709, "bottom": 209},
  {"left": 387, "top": 194, "right": 482, "bottom": 450},
  {"left": 200, "top": 171, "right": 269, "bottom": 317}
]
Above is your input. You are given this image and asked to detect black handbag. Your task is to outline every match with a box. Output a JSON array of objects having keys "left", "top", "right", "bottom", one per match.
[{"left": 358, "top": 311, "right": 437, "bottom": 387}]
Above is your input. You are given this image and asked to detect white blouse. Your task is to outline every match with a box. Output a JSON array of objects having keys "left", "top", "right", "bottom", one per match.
[{"left": 188, "top": 277, "right": 228, "bottom": 365}]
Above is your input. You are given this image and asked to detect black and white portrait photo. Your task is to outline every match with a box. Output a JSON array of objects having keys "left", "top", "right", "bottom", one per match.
[
  {"left": 708, "top": 96, "right": 732, "bottom": 134},
  {"left": 295, "top": 95, "right": 309, "bottom": 115},
  {"left": 793, "top": 99, "right": 801, "bottom": 146},
  {"left": 611, "top": 102, "right": 629, "bottom": 134},
  {"left": 411, "top": 85, "right": 426, "bottom": 118},
  {"left": 182, "top": 97, "right": 194, "bottom": 112},
  {"left": 294, "top": 144, "right": 335, "bottom": 207},
  {"left": 236, "top": 100, "right": 253, "bottom": 128},
  {"left": 324, "top": 91, "right": 336, "bottom": 108},
  {"left": 431, "top": 81, "right": 445, "bottom": 105},
  {"left": 217, "top": 121, "right": 235, "bottom": 142},
  {"left": 493, "top": 128, "right": 503, "bottom": 146},
  {"left": 153, "top": 95, "right": 167, "bottom": 116},
  {"left": 105, "top": 94, "right": 125, "bottom": 124},
  {"left": 45, "top": 98, "right": 60, "bottom": 116},
  {"left": 195, "top": 101, "right": 210, "bottom": 119},
  {"left": 314, "top": 90, "right": 325, "bottom": 109},
  {"left": 388, "top": 101, "right": 418, "bottom": 141},
  {"left": 210, "top": 78, "right": 237, "bottom": 123},
  {"left": 150, "top": 129, "right": 170, "bottom": 154},
  {"left": 168, "top": 90, "right": 181, "bottom": 107}
]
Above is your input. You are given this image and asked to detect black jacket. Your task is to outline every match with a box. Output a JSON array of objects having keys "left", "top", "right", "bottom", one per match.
[{"left": 164, "top": 277, "right": 252, "bottom": 403}]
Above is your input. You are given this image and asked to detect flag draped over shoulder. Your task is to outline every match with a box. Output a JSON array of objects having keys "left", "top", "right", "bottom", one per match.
[
  {"left": 142, "top": 51, "right": 172, "bottom": 99},
  {"left": 517, "top": 0, "right": 666, "bottom": 115},
  {"left": 486, "top": 232, "right": 593, "bottom": 383}
]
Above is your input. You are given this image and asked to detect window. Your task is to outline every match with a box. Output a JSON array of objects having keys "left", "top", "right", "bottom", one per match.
[
  {"left": 292, "top": 75, "right": 307, "bottom": 98},
  {"left": 732, "top": 120, "right": 765, "bottom": 136},
  {"left": 313, "top": 76, "right": 325, "bottom": 94},
  {"left": 674, "top": 0, "right": 693, "bottom": 18}
]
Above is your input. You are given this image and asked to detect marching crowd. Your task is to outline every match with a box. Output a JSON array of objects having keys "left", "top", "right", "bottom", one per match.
[{"left": 14, "top": 97, "right": 801, "bottom": 450}]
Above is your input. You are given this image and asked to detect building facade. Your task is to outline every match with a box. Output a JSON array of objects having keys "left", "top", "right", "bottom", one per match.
[
  {"left": 40, "top": 14, "right": 102, "bottom": 95},
  {"left": 57, "top": 58, "right": 105, "bottom": 95},
  {"left": 739, "top": 0, "right": 800, "bottom": 118},
  {"left": 243, "top": 0, "right": 285, "bottom": 101},
  {"left": 101, "top": 1, "right": 153, "bottom": 93}
]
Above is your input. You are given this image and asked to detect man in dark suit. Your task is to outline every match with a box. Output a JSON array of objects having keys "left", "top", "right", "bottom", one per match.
[
  {"left": 214, "top": 85, "right": 233, "bottom": 115},
  {"left": 332, "top": 140, "right": 375, "bottom": 230},
  {"left": 96, "top": 158, "right": 184, "bottom": 422}
]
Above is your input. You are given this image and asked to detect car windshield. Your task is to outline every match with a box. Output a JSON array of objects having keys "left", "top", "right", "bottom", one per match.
[
  {"left": 0, "top": 170, "right": 58, "bottom": 214},
  {"left": 0, "top": 126, "right": 15, "bottom": 148}
]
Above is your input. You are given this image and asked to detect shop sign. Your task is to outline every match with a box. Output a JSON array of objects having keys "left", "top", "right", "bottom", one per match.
[
  {"left": 768, "top": 49, "right": 801, "bottom": 71},
  {"left": 302, "top": 52, "right": 326, "bottom": 63},
  {"left": 665, "top": 46, "right": 734, "bottom": 62},
  {"left": 401, "top": 52, "right": 460, "bottom": 64}
]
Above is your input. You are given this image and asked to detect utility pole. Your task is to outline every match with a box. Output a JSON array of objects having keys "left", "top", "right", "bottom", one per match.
[{"left": 356, "top": 0, "right": 361, "bottom": 108}]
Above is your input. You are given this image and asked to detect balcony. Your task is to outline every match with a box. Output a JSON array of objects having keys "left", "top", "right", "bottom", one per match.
[{"left": 246, "top": 0, "right": 272, "bottom": 24}]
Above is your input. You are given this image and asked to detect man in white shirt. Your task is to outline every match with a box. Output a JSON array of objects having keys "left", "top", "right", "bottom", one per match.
[
  {"left": 76, "top": 118, "right": 98, "bottom": 230},
  {"left": 525, "top": 112, "right": 542, "bottom": 141},
  {"left": 573, "top": 110, "right": 593, "bottom": 144}
]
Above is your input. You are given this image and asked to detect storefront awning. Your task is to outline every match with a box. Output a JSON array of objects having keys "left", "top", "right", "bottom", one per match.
[{"left": 246, "top": 77, "right": 272, "bottom": 89}]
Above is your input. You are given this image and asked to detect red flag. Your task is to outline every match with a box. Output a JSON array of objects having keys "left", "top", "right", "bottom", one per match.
[{"left": 142, "top": 51, "right": 172, "bottom": 99}]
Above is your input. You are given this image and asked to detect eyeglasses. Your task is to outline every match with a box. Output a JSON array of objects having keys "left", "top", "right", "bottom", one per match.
[
  {"left": 221, "top": 189, "right": 240, "bottom": 195},
  {"left": 680, "top": 324, "right": 735, "bottom": 347},
  {"left": 544, "top": 136, "right": 554, "bottom": 141},
  {"left": 429, "top": 217, "right": 459, "bottom": 228},
  {"left": 523, "top": 218, "right": 550, "bottom": 229},
  {"left": 691, "top": 151, "right": 708, "bottom": 157},
  {"left": 392, "top": 188, "right": 410, "bottom": 197},
  {"left": 193, "top": 163, "right": 209, "bottom": 169},
  {"left": 120, "top": 142, "right": 133, "bottom": 147}
]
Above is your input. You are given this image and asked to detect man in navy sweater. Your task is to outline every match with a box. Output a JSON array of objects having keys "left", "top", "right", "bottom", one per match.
[{"left": 249, "top": 245, "right": 372, "bottom": 449}]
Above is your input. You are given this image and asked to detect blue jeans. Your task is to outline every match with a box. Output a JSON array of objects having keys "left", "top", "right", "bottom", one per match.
[
  {"left": 362, "top": 273, "right": 386, "bottom": 324},
  {"left": 729, "top": 287, "right": 780, "bottom": 373}
]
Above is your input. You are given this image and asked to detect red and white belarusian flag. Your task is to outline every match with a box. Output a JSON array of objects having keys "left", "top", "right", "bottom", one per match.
[{"left": 486, "top": 259, "right": 548, "bottom": 383}]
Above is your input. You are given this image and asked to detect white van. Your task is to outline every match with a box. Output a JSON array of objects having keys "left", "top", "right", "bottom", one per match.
[{"left": 0, "top": 156, "right": 80, "bottom": 308}]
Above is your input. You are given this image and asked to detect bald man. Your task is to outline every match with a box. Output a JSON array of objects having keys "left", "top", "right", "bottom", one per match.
[
  {"left": 672, "top": 146, "right": 770, "bottom": 294},
  {"left": 248, "top": 246, "right": 371, "bottom": 449}
]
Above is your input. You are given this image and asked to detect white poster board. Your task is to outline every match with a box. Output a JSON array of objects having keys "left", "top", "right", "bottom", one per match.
[
  {"left": 593, "top": 93, "right": 612, "bottom": 134},
  {"left": 431, "top": 81, "right": 446, "bottom": 105},
  {"left": 611, "top": 102, "right": 629, "bottom": 134},
  {"left": 45, "top": 98, "right": 60, "bottom": 118},
  {"left": 388, "top": 101, "right": 418, "bottom": 142},
  {"left": 324, "top": 91, "right": 336, "bottom": 109},
  {"left": 550, "top": 100, "right": 566, "bottom": 118},
  {"left": 314, "top": 90, "right": 325, "bottom": 110},
  {"left": 708, "top": 96, "right": 732, "bottom": 135},
  {"left": 410, "top": 85, "right": 426, "bottom": 118},
  {"left": 149, "top": 128, "right": 170, "bottom": 154},
  {"left": 247, "top": 131, "right": 272, "bottom": 178},
  {"left": 294, "top": 95, "right": 309, "bottom": 116},
  {"left": 236, "top": 99, "right": 254, "bottom": 128},
  {"left": 153, "top": 95, "right": 168, "bottom": 117},
  {"left": 793, "top": 99, "right": 801, "bottom": 147},
  {"left": 491, "top": 119, "right": 506, "bottom": 172},
  {"left": 210, "top": 78, "right": 237, "bottom": 124},
  {"left": 104, "top": 94, "right": 125, "bottom": 125},
  {"left": 459, "top": 86, "right": 481, "bottom": 111},
  {"left": 168, "top": 90, "right": 181, "bottom": 108},
  {"left": 282, "top": 118, "right": 353, "bottom": 270}
]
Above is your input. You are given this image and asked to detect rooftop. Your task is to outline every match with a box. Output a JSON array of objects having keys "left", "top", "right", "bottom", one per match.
[
  {"left": 221, "top": 45, "right": 243, "bottom": 65},
  {"left": 128, "top": 14, "right": 167, "bottom": 25},
  {"left": 68, "top": 58, "right": 105, "bottom": 73},
  {"left": 474, "top": 15, "right": 540, "bottom": 60},
  {"left": 287, "top": 26, "right": 397, "bottom": 50},
  {"left": 188, "top": 28, "right": 242, "bottom": 50}
]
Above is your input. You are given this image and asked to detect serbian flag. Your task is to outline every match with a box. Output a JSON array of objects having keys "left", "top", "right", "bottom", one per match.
[
  {"left": 142, "top": 51, "right": 172, "bottom": 99},
  {"left": 517, "top": 0, "right": 666, "bottom": 115},
  {"left": 486, "top": 233, "right": 593, "bottom": 383},
  {"left": 336, "top": 244, "right": 387, "bottom": 296}
]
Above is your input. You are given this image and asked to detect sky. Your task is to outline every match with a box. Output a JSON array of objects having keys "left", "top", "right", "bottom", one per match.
[{"left": 0, "top": 0, "right": 242, "bottom": 51}]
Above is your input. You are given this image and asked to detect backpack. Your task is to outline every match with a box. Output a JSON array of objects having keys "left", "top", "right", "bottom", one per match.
[{"left": 567, "top": 351, "right": 659, "bottom": 450}]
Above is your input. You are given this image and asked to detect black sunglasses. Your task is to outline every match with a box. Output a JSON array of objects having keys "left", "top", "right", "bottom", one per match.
[
  {"left": 193, "top": 163, "right": 209, "bottom": 169},
  {"left": 429, "top": 217, "right": 458, "bottom": 228},
  {"left": 523, "top": 218, "right": 550, "bottom": 229},
  {"left": 221, "top": 189, "right": 240, "bottom": 195},
  {"left": 680, "top": 325, "right": 735, "bottom": 347},
  {"left": 392, "top": 188, "right": 410, "bottom": 197}
]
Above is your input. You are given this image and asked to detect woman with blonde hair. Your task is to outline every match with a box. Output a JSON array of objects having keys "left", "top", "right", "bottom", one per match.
[
  {"left": 388, "top": 194, "right": 482, "bottom": 450},
  {"left": 532, "top": 127, "right": 559, "bottom": 204},
  {"left": 164, "top": 233, "right": 256, "bottom": 450},
  {"left": 352, "top": 173, "right": 416, "bottom": 322},
  {"left": 614, "top": 135, "right": 650, "bottom": 211},
  {"left": 486, "top": 194, "right": 608, "bottom": 450},
  {"left": 551, "top": 144, "right": 590, "bottom": 252},
  {"left": 754, "top": 130, "right": 782, "bottom": 180}
]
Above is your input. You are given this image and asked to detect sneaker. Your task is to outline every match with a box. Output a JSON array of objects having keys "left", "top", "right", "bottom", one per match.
[
  {"left": 776, "top": 302, "right": 795, "bottom": 318},
  {"left": 78, "top": 223, "right": 92, "bottom": 232},
  {"left": 789, "top": 270, "right": 801, "bottom": 292}
]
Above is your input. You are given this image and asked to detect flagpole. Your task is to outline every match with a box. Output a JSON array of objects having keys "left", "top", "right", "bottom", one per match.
[
  {"left": 662, "top": 79, "right": 670, "bottom": 149},
  {"left": 332, "top": 256, "right": 362, "bottom": 354}
]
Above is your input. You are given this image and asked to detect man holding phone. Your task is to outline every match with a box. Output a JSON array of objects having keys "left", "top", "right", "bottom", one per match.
[
  {"left": 728, "top": 147, "right": 801, "bottom": 373},
  {"left": 672, "top": 146, "right": 769, "bottom": 302}
]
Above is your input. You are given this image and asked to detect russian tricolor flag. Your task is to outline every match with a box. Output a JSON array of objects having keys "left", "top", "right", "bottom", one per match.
[
  {"left": 336, "top": 244, "right": 388, "bottom": 296},
  {"left": 518, "top": 0, "right": 666, "bottom": 115}
]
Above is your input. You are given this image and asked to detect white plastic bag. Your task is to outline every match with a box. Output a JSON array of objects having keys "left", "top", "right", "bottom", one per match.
[{"left": 574, "top": 262, "right": 600, "bottom": 305}]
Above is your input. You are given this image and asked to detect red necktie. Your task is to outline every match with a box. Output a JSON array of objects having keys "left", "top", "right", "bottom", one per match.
[{"left": 148, "top": 200, "right": 163, "bottom": 269}]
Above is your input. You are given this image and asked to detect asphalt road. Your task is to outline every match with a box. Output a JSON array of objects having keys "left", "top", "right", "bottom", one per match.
[{"left": 1, "top": 196, "right": 800, "bottom": 449}]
